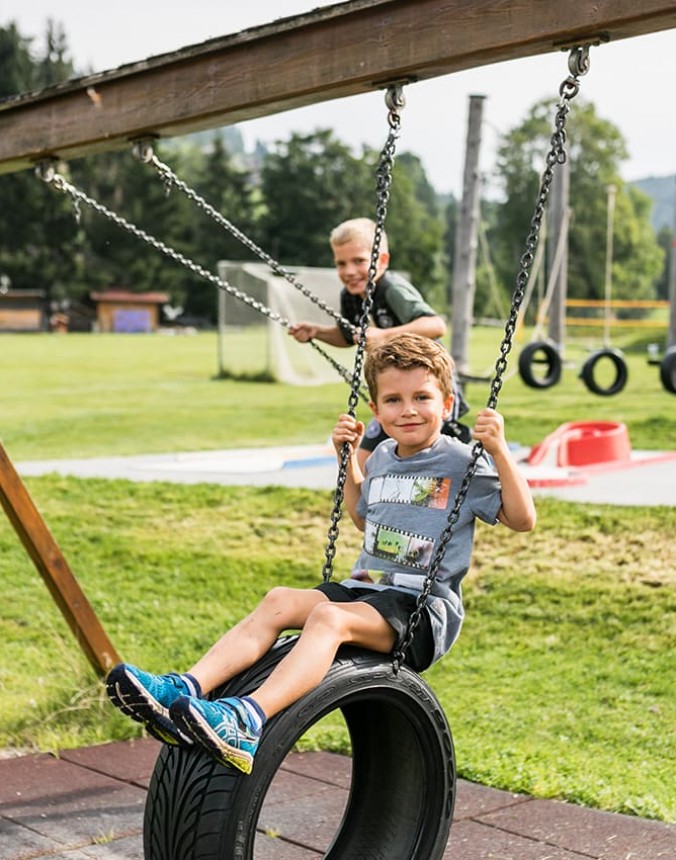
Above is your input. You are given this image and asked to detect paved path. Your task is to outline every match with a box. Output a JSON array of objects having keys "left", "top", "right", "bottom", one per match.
[
  {"left": 1, "top": 739, "right": 674, "bottom": 859},
  {"left": 16, "top": 442, "right": 676, "bottom": 505}
]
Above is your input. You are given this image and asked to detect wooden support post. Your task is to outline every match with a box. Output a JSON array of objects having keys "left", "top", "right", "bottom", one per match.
[
  {"left": 547, "top": 158, "right": 570, "bottom": 350},
  {"left": 0, "top": 442, "right": 120, "bottom": 675},
  {"left": 451, "top": 94, "right": 485, "bottom": 375}
]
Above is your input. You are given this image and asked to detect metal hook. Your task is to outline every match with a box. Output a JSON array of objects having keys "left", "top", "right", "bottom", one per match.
[
  {"left": 131, "top": 137, "right": 156, "bottom": 163},
  {"left": 385, "top": 84, "right": 406, "bottom": 113},
  {"left": 568, "top": 44, "right": 591, "bottom": 77},
  {"left": 35, "top": 158, "right": 59, "bottom": 183}
]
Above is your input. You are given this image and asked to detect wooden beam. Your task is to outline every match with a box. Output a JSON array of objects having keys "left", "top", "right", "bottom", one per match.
[
  {"left": 0, "top": 443, "right": 121, "bottom": 675},
  {"left": 1, "top": 0, "right": 675, "bottom": 175}
]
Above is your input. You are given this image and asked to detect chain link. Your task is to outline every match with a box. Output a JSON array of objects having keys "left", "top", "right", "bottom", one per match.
[
  {"left": 321, "top": 89, "right": 402, "bottom": 584},
  {"left": 36, "top": 163, "right": 369, "bottom": 403},
  {"left": 392, "top": 49, "right": 590, "bottom": 673},
  {"left": 134, "top": 144, "right": 358, "bottom": 338}
]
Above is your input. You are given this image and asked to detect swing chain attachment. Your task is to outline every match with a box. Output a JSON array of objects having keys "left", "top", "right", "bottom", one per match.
[
  {"left": 392, "top": 45, "right": 591, "bottom": 674},
  {"left": 560, "top": 43, "right": 591, "bottom": 101},
  {"left": 321, "top": 85, "right": 403, "bottom": 584},
  {"left": 36, "top": 158, "right": 83, "bottom": 223},
  {"left": 568, "top": 44, "right": 591, "bottom": 78}
]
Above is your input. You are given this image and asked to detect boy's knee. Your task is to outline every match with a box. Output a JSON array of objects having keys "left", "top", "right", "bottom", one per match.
[
  {"left": 306, "top": 601, "right": 347, "bottom": 636},
  {"left": 261, "top": 586, "right": 295, "bottom": 610}
]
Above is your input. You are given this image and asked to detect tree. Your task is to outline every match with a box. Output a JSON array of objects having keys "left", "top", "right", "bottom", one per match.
[
  {"left": 69, "top": 145, "right": 195, "bottom": 305},
  {"left": 384, "top": 152, "right": 446, "bottom": 307},
  {"left": 259, "top": 130, "right": 445, "bottom": 304},
  {"left": 259, "top": 130, "right": 374, "bottom": 265},
  {"left": 0, "top": 23, "right": 79, "bottom": 311},
  {"left": 180, "top": 133, "right": 258, "bottom": 321},
  {"left": 490, "top": 98, "right": 663, "bottom": 308}
]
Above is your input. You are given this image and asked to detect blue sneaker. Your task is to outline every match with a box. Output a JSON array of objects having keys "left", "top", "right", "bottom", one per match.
[
  {"left": 170, "top": 696, "right": 260, "bottom": 774},
  {"left": 106, "top": 663, "right": 197, "bottom": 746}
]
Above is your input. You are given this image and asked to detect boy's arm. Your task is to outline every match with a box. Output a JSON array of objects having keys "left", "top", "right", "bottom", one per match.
[
  {"left": 473, "top": 408, "right": 536, "bottom": 533},
  {"left": 331, "top": 414, "right": 366, "bottom": 530},
  {"left": 365, "top": 313, "right": 446, "bottom": 345},
  {"left": 288, "top": 322, "right": 351, "bottom": 347}
]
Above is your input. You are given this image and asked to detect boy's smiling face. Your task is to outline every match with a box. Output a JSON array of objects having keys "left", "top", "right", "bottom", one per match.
[
  {"left": 332, "top": 238, "right": 389, "bottom": 297},
  {"left": 370, "top": 366, "right": 454, "bottom": 458}
]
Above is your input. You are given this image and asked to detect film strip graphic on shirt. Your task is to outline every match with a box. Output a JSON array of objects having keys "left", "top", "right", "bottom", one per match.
[
  {"left": 363, "top": 520, "right": 435, "bottom": 571},
  {"left": 368, "top": 473, "right": 451, "bottom": 510}
]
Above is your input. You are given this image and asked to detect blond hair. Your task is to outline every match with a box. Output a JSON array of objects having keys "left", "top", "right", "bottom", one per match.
[
  {"left": 329, "top": 218, "right": 389, "bottom": 255},
  {"left": 364, "top": 333, "right": 455, "bottom": 401}
]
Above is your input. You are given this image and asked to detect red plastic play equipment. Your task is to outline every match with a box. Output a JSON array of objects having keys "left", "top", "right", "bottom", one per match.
[{"left": 527, "top": 421, "right": 632, "bottom": 468}]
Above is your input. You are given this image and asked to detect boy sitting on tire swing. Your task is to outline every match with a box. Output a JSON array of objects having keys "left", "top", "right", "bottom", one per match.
[{"left": 106, "top": 333, "right": 535, "bottom": 775}]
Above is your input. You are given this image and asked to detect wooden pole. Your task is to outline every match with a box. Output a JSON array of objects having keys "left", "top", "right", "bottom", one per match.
[
  {"left": 451, "top": 94, "right": 485, "bottom": 374},
  {"left": 668, "top": 179, "right": 676, "bottom": 349},
  {"left": 547, "top": 159, "right": 570, "bottom": 350},
  {"left": 0, "top": 443, "right": 120, "bottom": 675}
]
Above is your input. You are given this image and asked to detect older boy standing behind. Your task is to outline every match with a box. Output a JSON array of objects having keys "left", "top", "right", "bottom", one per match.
[{"left": 290, "top": 217, "right": 471, "bottom": 462}]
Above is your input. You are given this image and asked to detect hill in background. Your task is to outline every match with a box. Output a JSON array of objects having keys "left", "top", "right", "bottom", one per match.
[{"left": 630, "top": 174, "right": 675, "bottom": 232}]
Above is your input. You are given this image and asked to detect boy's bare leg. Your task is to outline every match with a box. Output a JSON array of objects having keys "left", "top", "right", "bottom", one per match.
[
  {"left": 187, "top": 587, "right": 329, "bottom": 695},
  {"left": 250, "top": 601, "right": 396, "bottom": 719}
]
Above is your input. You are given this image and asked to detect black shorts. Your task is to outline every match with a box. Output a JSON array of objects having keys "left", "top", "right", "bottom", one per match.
[{"left": 315, "top": 582, "right": 434, "bottom": 672}]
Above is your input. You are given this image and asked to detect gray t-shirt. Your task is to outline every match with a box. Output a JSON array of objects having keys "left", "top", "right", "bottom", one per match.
[{"left": 342, "top": 435, "right": 502, "bottom": 662}]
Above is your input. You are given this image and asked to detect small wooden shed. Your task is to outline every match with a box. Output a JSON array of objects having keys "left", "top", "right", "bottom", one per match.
[
  {"left": 90, "top": 289, "right": 169, "bottom": 333},
  {"left": 0, "top": 289, "right": 47, "bottom": 332}
]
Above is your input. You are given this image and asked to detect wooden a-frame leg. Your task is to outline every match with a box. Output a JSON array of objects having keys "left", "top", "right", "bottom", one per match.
[{"left": 0, "top": 442, "right": 120, "bottom": 676}]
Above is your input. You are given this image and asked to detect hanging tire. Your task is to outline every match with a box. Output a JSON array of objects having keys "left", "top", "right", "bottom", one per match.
[
  {"left": 143, "top": 636, "right": 455, "bottom": 860},
  {"left": 659, "top": 346, "right": 676, "bottom": 394},
  {"left": 579, "top": 348, "right": 628, "bottom": 396},
  {"left": 518, "top": 341, "right": 562, "bottom": 389}
]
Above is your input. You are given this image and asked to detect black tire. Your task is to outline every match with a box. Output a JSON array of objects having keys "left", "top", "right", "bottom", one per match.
[
  {"left": 659, "top": 346, "right": 676, "bottom": 394},
  {"left": 518, "top": 341, "right": 562, "bottom": 389},
  {"left": 144, "top": 637, "right": 455, "bottom": 859},
  {"left": 579, "top": 348, "right": 628, "bottom": 396}
]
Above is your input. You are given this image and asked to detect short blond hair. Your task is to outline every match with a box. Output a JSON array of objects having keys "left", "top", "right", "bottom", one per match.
[
  {"left": 364, "top": 333, "right": 455, "bottom": 401},
  {"left": 329, "top": 218, "right": 389, "bottom": 255}
]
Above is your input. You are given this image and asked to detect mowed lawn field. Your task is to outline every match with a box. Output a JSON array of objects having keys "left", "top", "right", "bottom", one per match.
[{"left": 1, "top": 329, "right": 674, "bottom": 821}]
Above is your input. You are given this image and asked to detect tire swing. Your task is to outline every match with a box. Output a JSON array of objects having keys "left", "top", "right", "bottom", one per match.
[
  {"left": 145, "top": 638, "right": 454, "bottom": 859},
  {"left": 659, "top": 345, "right": 676, "bottom": 394},
  {"left": 579, "top": 347, "right": 628, "bottom": 396},
  {"left": 518, "top": 340, "right": 562, "bottom": 389},
  {"left": 142, "top": 44, "right": 591, "bottom": 857}
]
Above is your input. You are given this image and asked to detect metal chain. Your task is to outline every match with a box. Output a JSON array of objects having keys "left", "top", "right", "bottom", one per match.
[
  {"left": 321, "top": 86, "right": 404, "bottom": 583},
  {"left": 392, "top": 48, "right": 590, "bottom": 672},
  {"left": 132, "top": 140, "right": 357, "bottom": 339},
  {"left": 35, "top": 160, "right": 369, "bottom": 403}
]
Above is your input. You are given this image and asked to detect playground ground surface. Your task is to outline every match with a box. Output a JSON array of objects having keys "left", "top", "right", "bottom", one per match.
[{"left": 1, "top": 738, "right": 674, "bottom": 859}]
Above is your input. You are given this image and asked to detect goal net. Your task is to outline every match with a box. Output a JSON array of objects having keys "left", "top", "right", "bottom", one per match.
[{"left": 216, "top": 261, "right": 351, "bottom": 385}]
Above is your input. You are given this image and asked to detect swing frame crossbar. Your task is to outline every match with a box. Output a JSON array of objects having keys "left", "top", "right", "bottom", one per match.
[{"left": 0, "top": 0, "right": 675, "bottom": 175}]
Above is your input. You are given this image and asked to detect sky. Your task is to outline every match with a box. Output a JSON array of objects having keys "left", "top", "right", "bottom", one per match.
[{"left": 3, "top": 0, "right": 676, "bottom": 197}]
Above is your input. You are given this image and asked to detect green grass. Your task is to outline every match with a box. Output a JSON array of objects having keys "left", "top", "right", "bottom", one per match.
[
  {"left": 0, "top": 478, "right": 672, "bottom": 821},
  {"left": 0, "top": 329, "right": 674, "bottom": 822},
  {"left": 1, "top": 328, "right": 674, "bottom": 460}
]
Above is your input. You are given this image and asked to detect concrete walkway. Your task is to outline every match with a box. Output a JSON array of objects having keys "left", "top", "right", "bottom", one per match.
[
  {"left": 16, "top": 441, "right": 676, "bottom": 505},
  {"left": 1, "top": 739, "right": 674, "bottom": 859}
]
